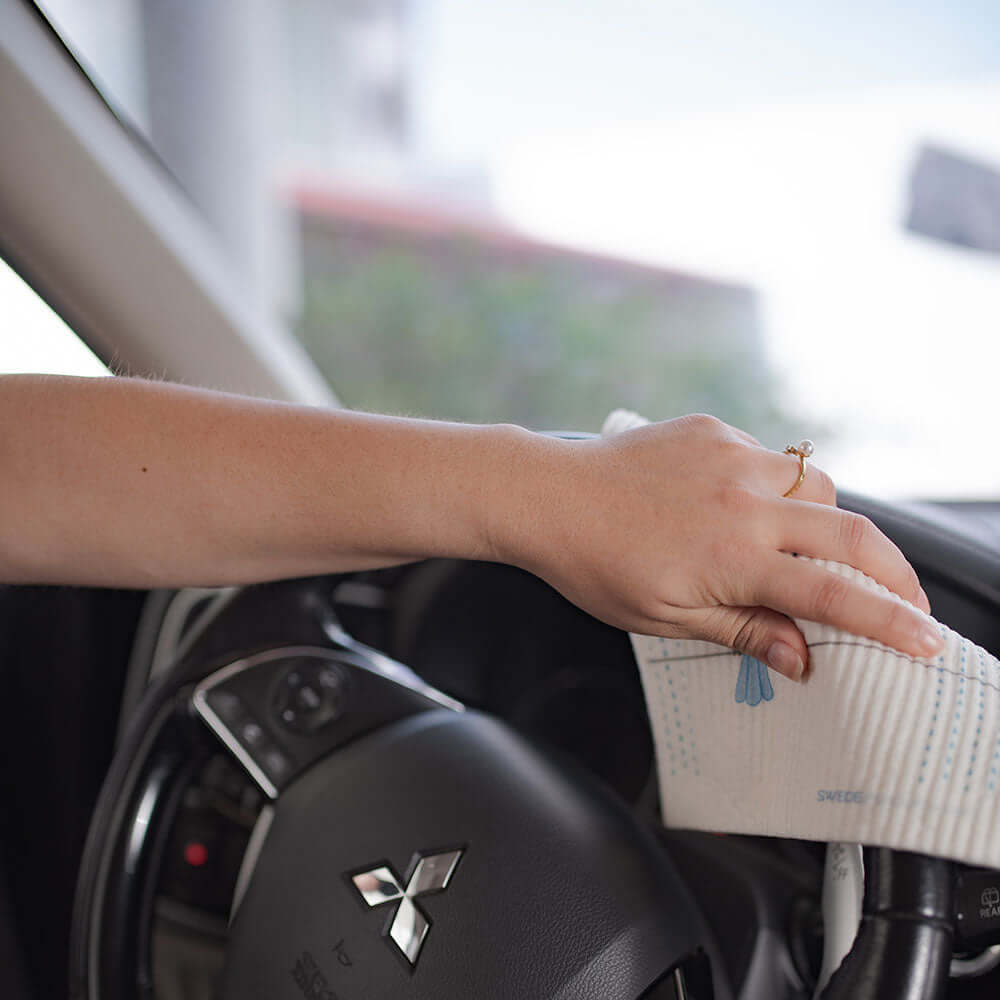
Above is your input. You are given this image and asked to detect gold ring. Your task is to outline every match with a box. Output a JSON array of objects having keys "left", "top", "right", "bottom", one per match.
[{"left": 782, "top": 439, "right": 814, "bottom": 498}]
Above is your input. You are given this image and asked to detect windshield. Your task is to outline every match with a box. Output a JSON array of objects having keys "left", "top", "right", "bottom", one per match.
[{"left": 36, "top": 0, "right": 1000, "bottom": 499}]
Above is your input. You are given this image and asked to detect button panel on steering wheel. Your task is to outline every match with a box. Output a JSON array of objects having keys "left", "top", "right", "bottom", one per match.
[{"left": 193, "top": 645, "right": 459, "bottom": 797}]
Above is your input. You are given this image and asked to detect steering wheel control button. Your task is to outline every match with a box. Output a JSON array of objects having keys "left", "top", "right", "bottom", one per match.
[
  {"left": 954, "top": 867, "right": 1000, "bottom": 951},
  {"left": 208, "top": 689, "right": 245, "bottom": 725},
  {"left": 272, "top": 660, "right": 348, "bottom": 735},
  {"left": 349, "top": 848, "right": 464, "bottom": 966},
  {"left": 259, "top": 746, "right": 292, "bottom": 783},
  {"left": 297, "top": 684, "right": 321, "bottom": 710},
  {"left": 183, "top": 841, "right": 209, "bottom": 868},
  {"left": 239, "top": 721, "right": 265, "bottom": 748}
]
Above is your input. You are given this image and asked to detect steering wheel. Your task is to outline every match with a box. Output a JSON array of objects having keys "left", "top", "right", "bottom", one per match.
[
  {"left": 69, "top": 578, "right": 714, "bottom": 1000},
  {"left": 70, "top": 574, "right": 960, "bottom": 1000}
]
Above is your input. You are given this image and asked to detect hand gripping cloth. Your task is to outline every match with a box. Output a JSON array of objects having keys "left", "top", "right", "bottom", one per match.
[{"left": 604, "top": 409, "right": 1000, "bottom": 868}]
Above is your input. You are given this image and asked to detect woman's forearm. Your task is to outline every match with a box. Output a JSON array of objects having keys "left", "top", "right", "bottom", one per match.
[
  {"left": 0, "top": 374, "right": 557, "bottom": 587},
  {"left": 0, "top": 374, "right": 943, "bottom": 678}
]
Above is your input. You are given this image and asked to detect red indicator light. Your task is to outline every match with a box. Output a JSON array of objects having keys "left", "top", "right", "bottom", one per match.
[{"left": 184, "top": 841, "right": 209, "bottom": 867}]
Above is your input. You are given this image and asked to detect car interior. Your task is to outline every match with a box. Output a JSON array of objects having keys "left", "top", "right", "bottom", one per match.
[{"left": 3, "top": 3, "right": 1000, "bottom": 999}]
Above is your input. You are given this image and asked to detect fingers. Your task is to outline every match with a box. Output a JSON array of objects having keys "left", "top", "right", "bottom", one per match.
[
  {"left": 684, "top": 604, "right": 809, "bottom": 681},
  {"left": 777, "top": 502, "right": 930, "bottom": 612},
  {"left": 754, "top": 554, "right": 943, "bottom": 659}
]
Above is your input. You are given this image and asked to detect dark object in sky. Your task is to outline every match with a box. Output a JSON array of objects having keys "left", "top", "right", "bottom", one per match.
[{"left": 906, "top": 144, "right": 1000, "bottom": 254}]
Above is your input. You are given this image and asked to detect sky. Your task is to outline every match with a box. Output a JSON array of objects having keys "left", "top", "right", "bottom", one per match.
[{"left": 414, "top": 0, "right": 1000, "bottom": 163}]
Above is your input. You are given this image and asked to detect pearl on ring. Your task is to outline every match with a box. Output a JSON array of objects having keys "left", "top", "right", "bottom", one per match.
[{"left": 781, "top": 439, "right": 813, "bottom": 498}]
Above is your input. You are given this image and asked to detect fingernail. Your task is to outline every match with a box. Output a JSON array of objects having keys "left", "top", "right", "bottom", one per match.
[
  {"left": 915, "top": 620, "right": 944, "bottom": 657},
  {"left": 767, "top": 641, "right": 804, "bottom": 681},
  {"left": 918, "top": 586, "right": 932, "bottom": 613}
]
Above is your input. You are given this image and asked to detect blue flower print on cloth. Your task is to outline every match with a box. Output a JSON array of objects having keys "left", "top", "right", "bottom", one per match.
[{"left": 734, "top": 654, "right": 774, "bottom": 706}]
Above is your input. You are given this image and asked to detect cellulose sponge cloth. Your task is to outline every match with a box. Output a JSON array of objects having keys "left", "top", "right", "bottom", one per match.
[{"left": 604, "top": 408, "right": 1000, "bottom": 868}]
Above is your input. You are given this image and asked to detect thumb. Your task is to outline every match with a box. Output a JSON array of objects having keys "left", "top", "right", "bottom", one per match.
[{"left": 690, "top": 605, "right": 809, "bottom": 682}]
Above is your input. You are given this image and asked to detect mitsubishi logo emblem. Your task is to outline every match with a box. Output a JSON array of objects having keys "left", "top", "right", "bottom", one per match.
[{"left": 349, "top": 848, "right": 464, "bottom": 966}]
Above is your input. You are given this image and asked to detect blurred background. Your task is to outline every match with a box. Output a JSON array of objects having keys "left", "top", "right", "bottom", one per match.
[{"left": 12, "top": 0, "right": 1000, "bottom": 497}]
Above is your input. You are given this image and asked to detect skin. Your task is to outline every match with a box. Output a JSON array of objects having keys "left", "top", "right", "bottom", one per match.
[{"left": 0, "top": 375, "right": 942, "bottom": 680}]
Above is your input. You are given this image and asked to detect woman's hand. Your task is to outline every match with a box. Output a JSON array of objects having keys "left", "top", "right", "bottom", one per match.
[{"left": 495, "top": 414, "right": 942, "bottom": 681}]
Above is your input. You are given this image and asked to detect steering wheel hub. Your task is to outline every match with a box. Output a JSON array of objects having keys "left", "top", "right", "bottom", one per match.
[{"left": 222, "top": 708, "right": 703, "bottom": 999}]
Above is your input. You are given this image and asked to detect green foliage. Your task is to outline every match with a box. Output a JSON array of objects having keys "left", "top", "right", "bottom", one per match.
[{"left": 295, "top": 229, "right": 806, "bottom": 442}]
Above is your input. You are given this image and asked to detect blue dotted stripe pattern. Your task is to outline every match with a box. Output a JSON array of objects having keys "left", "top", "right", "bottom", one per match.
[
  {"left": 969, "top": 646, "right": 986, "bottom": 794},
  {"left": 644, "top": 637, "right": 703, "bottom": 779},
  {"left": 651, "top": 638, "right": 677, "bottom": 778},
  {"left": 919, "top": 646, "right": 946, "bottom": 786}
]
